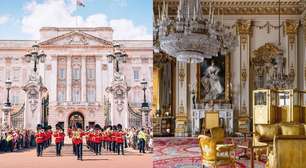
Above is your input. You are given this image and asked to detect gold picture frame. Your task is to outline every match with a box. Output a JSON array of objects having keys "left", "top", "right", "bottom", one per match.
[{"left": 197, "top": 54, "right": 231, "bottom": 103}]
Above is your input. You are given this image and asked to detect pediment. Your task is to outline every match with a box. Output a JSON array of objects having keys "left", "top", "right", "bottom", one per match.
[{"left": 39, "top": 31, "right": 112, "bottom": 47}]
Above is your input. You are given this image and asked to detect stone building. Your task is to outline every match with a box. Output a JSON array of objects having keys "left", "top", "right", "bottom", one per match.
[{"left": 0, "top": 27, "right": 152, "bottom": 130}]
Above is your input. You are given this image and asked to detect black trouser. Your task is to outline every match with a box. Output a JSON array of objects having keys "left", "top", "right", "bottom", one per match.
[
  {"left": 117, "top": 143, "right": 124, "bottom": 155},
  {"left": 94, "top": 142, "right": 101, "bottom": 155},
  {"left": 102, "top": 141, "right": 105, "bottom": 149},
  {"left": 73, "top": 144, "right": 76, "bottom": 155},
  {"left": 139, "top": 139, "right": 145, "bottom": 153},
  {"left": 76, "top": 143, "right": 83, "bottom": 160},
  {"left": 107, "top": 141, "right": 112, "bottom": 151},
  {"left": 36, "top": 143, "right": 43, "bottom": 156},
  {"left": 112, "top": 141, "right": 116, "bottom": 153},
  {"left": 56, "top": 142, "right": 62, "bottom": 156}
]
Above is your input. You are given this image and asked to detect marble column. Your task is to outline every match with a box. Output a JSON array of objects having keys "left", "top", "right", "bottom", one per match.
[
  {"left": 175, "top": 62, "right": 188, "bottom": 137},
  {"left": 66, "top": 56, "right": 71, "bottom": 102},
  {"left": 81, "top": 56, "right": 87, "bottom": 102},
  {"left": 237, "top": 20, "right": 252, "bottom": 117}
]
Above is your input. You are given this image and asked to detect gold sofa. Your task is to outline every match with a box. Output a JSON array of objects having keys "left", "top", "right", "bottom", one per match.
[
  {"left": 254, "top": 123, "right": 306, "bottom": 146},
  {"left": 266, "top": 136, "right": 306, "bottom": 168},
  {"left": 254, "top": 123, "right": 306, "bottom": 158}
]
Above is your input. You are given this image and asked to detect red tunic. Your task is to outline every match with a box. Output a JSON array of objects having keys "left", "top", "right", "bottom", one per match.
[
  {"left": 53, "top": 130, "right": 65, "bottom": 143},
  {"left": 116, "top": 131, "right": 125, "bottom": 144},
  {"left": 35, "top": 131, "right": 45, "bottom": 144},
  {"left": 72, "top": 130, "right": 84, "bottom": 145},
  {"left": 93, "top": 131, "right": 102, "bottom": 143}
]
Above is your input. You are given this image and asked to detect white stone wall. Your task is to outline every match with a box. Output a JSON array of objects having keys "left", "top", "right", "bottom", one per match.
[{"left": 0, "top": 27, "right": 152, "bottom": 130}]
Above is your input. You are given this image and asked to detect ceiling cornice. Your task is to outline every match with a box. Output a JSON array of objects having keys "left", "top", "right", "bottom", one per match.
[{"left": 153, "top": 0, "right": 305, "bottom": 16}]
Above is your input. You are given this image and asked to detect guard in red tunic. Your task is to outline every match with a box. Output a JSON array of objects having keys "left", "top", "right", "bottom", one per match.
[
  {"left": 35, "top": 124, "right": 45, "bottom": 157},
  {"left": 93, "top": 124, "right": 102, "bottom": 155},
  {"left": 116, "top": 124, "right": 125, "bottom": 155},
  {"left": 72, "top": 123, "right": 84, "bottom": 160},
  {"left": 111, "top": 125, "right": 117, "bottom": 153},
  {"left": 53, "top": 123, "right": 65, "bottom": 156}
]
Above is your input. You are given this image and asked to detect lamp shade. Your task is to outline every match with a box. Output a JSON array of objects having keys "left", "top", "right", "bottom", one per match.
[
  {"left": 106, "top": 53, "right": 113, "bottom": 63},
  {"left": 24, "top": 52, "right": 32, "bottom": 63},
  {"left": 5, "top": 78, "right": 12, "bottom": 89},
  {"left": 140, "top": 79, "right": 147, "bottom": 89},
  {"left": 39, "top": 51, "right": 46, "bottom": 63}
]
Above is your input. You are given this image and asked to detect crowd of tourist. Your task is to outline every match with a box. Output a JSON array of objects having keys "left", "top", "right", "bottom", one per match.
[
  {"left": 125, "top": 127, "right": 153, "bottom": 153},
  {"left": 0, "top": 127, "right": 36, "bottom": 152}
]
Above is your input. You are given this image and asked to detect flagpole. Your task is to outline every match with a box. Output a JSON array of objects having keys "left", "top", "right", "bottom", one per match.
[{"left": 75, "top": 1, "right": 78, "bottom": 27}]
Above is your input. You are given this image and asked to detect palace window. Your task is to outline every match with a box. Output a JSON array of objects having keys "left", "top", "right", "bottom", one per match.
[
  {"left": 12, "top": 68, "right": 20, "bottom": 82},
  {"left": 87, "top": 69, "right": 95, "bottom": 80},
  {"left": 72, "top": 68, "right": 81, "bottom": 80},
  {"left": 87, "top": 88, "right": 96, "bottom": 103},
  {"left": 72, "top": 88, "right": 81, "bottom": 103},
  {"left": 57, "top": 90, "right": 65, "bottom": 102},
  {"left": 133, "top": 69, "right": 140, "bottom": 81},
  {"left": 59, "top": 68, "right": 66, "bottom": 80},
  {"left": 11, "top": 92, "right": 19, "bottom": 105}
]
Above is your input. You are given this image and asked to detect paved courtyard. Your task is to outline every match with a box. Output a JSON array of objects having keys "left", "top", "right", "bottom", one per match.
[{"left": 0, "top": 144, "right": 152, "bottom": 168}]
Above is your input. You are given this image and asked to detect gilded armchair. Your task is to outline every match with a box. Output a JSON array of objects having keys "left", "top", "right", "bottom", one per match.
[
  {"left": 210, "top": 127, "right": 235, "bottom": 154},
  {"left": 198, "top": 135, "right": 235, "bottom": 168}
]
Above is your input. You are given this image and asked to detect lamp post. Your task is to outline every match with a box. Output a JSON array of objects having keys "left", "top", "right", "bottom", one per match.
[
  {"left": 2, "top": 78, "right": 12, "bottom": 129},
  {"left": 140, "top": 79, "right": 150, "bottom": 127},
  {"left": 107, "top": 42, "right": 128, "bottom": 73},
  {"left": 24, "top": 43, "right": 46, "bottom": 72}
]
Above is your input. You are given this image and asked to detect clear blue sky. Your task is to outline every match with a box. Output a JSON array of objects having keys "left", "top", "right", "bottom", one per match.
[{"left": 0, "top": 0, "right": 153, "bottom": 40}]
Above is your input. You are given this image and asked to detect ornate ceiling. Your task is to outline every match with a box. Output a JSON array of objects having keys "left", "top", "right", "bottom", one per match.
[{"left": 153, "top": 0, "right": 305, "bottom": 16}]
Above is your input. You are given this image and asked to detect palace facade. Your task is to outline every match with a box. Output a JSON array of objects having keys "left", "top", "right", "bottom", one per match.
[{"left": 0, "top": 27, "right": 152, "bottom": 130}]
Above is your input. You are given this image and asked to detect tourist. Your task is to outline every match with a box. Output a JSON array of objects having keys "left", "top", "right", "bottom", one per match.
[{"left": 138, "top": 128, "right": 147, "bottom": 154}]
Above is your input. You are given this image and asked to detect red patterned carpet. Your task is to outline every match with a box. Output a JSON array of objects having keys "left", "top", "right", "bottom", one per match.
[{"left": 153, "top": 137, "right": 266, "bottom": 168}]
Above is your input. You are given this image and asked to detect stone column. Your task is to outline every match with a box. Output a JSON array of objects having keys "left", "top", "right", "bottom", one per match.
[
  {"left": 285, "top": 19, "right": 299, "bottom": 88},
  {"left": 96, "top": 56, "right": 102, "bottom": 102},
  {"left": 175, "top": 62, "right": 188, "bottom": 137},
  {"left": 66, "top": 56, "right": 72, "bottom": 102},
  {"left": 237, "top": 20, "right": 252, "bottom": 117},
  {"left": 50, "top": 56, "right": 57, "bottom": 103},
  {"left": 81, "top": 56, "right": 87, "bottom": 102}
]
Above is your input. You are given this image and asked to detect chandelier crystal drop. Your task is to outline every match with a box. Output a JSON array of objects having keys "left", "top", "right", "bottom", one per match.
[{"left": 154, "top": 0, "right": 237, "bottom": 63}]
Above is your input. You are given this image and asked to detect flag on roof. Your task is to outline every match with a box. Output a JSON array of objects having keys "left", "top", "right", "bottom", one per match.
[{"left": 76, "top": 0, "right": 85, "bottom": 7}]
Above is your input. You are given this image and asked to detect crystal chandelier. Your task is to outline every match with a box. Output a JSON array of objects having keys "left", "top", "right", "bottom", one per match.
[{"left": 154, "top": 0, "right": 236, "bottom": 63}]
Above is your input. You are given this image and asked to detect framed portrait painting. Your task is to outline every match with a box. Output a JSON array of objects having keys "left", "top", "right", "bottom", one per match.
[{"left": 197, "top": 55, "right": 231, "bottom": 103}]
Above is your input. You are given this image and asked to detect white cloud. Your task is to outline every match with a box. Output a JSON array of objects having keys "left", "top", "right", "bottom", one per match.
[
  {"left": 21, "top": 0, "right": 151, "bottom": 40},
  {"left": 0, "top": 15, "right": 9, "bottom": 25}
]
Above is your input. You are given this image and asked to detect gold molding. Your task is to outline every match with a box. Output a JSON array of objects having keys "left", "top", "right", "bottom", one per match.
[
  {"left": 178, "top": 64, "right": 185, "bottom": 86},
  {"left": 237, "top": 20, "right": 252, "bottom": 50},
  {"left": 153, "top": 0, "right": 304, "bottom": 16},
  {"left": 285, "top": 20, "right": 299, "bottom": 49}
]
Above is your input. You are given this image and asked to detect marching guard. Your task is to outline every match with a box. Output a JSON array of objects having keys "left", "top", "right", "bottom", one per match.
[
  {"left": 72, "top": 123, "right": 84, "bottom": 160},
  {"left": 35, "top": 124, "right": 45, "bottom": 157},
  {"left": 116, "top": 124, "right": 125, "bottom": 155},
  {"left": 93, "top": 124, "right": 102, "bottom": 155},
  {"left": 53, "top": 123, "right": 65, "bottom": 156}
]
